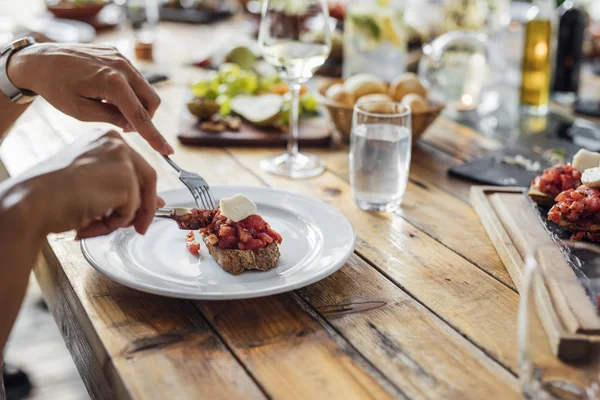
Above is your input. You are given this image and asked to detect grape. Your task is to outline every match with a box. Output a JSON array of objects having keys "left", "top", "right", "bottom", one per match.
[
  {"left": 216, "top": 95, "right": 232, "bottom": 116},
  {"left": 218, "top": 63, "right": 241, "bottom": 80},
  {"left": 238, "top": 71, "right": 258, "bottom": 94},
  {"left": 218, "top": 83, "right": 230, "bottom": 95},
  {"left": 301, "top": 94, "right": 319, "bottom": 112},
  {"left": 191, "top": 80, "right": 209, "bottom": 97}
]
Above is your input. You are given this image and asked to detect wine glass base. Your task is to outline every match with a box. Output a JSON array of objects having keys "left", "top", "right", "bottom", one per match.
[{"left": 260, "top": 152, "right": 325, "bottom": 179}]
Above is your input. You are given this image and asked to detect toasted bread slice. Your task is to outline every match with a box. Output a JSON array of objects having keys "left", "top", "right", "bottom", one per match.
[
  {"left": 204, "top": 240, "right": 280, "bottom": 275},
  {"left": 528, "top": 185, "right": 555, "bottom": 207},
  {"left": 555, "top": 216, "right": 600, "bottom": 233}
]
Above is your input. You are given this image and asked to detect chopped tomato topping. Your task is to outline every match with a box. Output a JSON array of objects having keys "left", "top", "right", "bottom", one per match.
[
  {"left": 549, "top": 185, "right": 600, "bottom": 226},
  {"left": 200, "top": 208, "right": 282, "bottom": 251},
  {"left": 185, "top": 231, "right": 200, "bottom": 255},
  {"left": 175, "top": 209, "right": 217, "bottom": 230},
  {"left": 532, "top": 164, "right": 581, "bottom": 198}
]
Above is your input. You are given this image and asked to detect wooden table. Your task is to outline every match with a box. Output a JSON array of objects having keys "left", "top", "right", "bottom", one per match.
[{"left": 3, "top": 11, "right": 600, "bottom": 400}]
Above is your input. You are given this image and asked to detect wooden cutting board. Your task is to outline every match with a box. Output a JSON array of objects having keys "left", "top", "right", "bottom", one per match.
[
  {"left": 177, "top": 107, "right": 333, "bottom": 147},
  {"left": 471, "top": 186, "right": 600, "bottom": 361}
]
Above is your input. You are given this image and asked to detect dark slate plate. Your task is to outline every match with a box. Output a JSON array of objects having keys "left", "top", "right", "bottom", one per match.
[
  {"left": 159, "top": 5, "right": 233, "bottom": 24},
  {"left": 449, "top": 112, "right": 600, "bottom": 186},
  {"left": 448, "top": 138, "right": 582, "bottom": 186}
]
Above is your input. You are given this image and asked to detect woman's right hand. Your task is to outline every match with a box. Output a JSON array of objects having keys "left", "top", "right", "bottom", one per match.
[
  {"left": 6, "top": 130, "right": 163, "bottom": 239},
  {"left": 6, "top": 43, "right": 173, "bottom": 155}
]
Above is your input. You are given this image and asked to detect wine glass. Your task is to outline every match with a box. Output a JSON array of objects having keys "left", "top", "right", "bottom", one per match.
[
  {"left": 519, "top": 241, "right": 600, "bottom": 399},
  {"left": 258, "top": 0, "right": 332, "bottom": 179}
]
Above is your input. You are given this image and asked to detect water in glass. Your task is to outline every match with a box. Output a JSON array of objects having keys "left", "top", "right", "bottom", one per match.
[{"left": 350, "top": 102, "right": 411, "bottom": 212}]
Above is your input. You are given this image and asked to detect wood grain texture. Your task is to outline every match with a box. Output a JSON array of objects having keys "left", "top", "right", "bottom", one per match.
[
  {"left": 314, "top": 146, "right": 515, "bottom": 289},
  {"left": 226, "top": 148, "right": 523, "bottom": 371},
  {"left": 43, "top": 235, "right": 267, "bottom": 400}
]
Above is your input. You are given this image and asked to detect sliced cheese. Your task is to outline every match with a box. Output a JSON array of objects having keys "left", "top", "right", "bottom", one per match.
[
  {"left": 582, "top": 167, "right": 600, "bottom": 188},
  {"left": 572, "top": 149, "right": 600, "bottom": 173},
  {"left": 219, "top": 194, "right": 257, "bottom": 222}
]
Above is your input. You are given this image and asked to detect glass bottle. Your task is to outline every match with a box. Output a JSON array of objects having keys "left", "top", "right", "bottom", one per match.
[
  {"left": 126, "top": 0, "right": 160, "bottom": 61},
  {"left": 519, "top": 0, "right": 556, "bottom": 116},
  {"left": 343, "top": 0, "right": 408, "bottom": 81},
  {"left": 552, "top": 0, "right": 586, "bottom": 105}
]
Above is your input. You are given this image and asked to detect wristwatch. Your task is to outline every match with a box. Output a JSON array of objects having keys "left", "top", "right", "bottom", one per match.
[{"left": 0, "top": 37, "right": 37, "bottom": 104}]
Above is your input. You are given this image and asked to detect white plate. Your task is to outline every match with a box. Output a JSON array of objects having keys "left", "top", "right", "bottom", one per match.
[{"left": 81, "top": 186, "right": 355, "bottom": 300}]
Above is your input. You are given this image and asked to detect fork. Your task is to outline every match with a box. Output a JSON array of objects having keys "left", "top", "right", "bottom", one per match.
[{"left": 162, "top": 155, "right": 217, "bottom": 210}]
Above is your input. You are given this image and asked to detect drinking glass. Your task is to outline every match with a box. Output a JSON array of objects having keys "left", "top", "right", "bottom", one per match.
[
  {"left": 258, "top": 0, "right": 332, "bottom": 179},
  {"left": 519, "top": 241, "right": 600, "bottom": 399},
  {"left": 343, "top": 0, "right": 408, "bottom": 81},
  {"left": 349, "top": 102, "right": 411, "bottom": 212}
]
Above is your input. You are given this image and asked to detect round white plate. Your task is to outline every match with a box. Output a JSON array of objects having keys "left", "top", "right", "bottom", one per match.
[{"left": 81, "top": 186, "right": 355, "bottom": 300}]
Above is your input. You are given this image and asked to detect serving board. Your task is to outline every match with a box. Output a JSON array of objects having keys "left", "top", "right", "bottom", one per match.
[
  {"left": 177, "top": 107, "right": 333, "bottom": 147},
  {"left": 471, "top": 186, "right": 600, "bottom": 361}
]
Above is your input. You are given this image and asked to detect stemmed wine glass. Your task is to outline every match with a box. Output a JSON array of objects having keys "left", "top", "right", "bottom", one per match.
[{"left": 258, "top": 0, "right": 332, "bottom": 179}]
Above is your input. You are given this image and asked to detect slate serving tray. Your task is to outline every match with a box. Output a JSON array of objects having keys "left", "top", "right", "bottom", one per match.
[{"left": 449, "top": 113, "right": 600, "bottom": 186}]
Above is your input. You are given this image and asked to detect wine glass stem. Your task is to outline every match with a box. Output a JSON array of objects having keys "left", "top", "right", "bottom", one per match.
[{"left": 287, "top": 82, "right": 301, "bottom": 156}]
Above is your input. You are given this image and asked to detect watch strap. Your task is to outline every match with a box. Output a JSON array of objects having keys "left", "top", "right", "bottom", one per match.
[{"left": 0, "top": 37, "right": 37, "bottom": 104}]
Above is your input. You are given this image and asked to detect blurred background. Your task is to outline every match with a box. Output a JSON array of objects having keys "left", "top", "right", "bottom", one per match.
[{"left": 1, "top": 0, "right": 600, "bottom": 398}]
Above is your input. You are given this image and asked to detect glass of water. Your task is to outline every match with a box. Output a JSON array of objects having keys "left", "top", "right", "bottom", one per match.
[{"left": 350, "top": 102, "right": 411, "bottom": 212}]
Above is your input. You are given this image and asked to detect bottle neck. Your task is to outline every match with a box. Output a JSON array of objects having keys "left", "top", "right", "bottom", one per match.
[{"left": 531, "top": 0, "right": 557, "bottom": 21}]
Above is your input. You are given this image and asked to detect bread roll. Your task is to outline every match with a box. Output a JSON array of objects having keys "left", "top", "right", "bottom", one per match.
[
  {"left": 389, "top": 72, "right": 427, "bottom": 102},
  {"left": 401, "top": 93, "right": 428, "bottom": 113},
  {"left": 325, "top": 83, "right": 355, "bottom": 107},
  {"left": 356, "top": 93, "right": 394, "bottom": 104},
  {"left": 343, "top": 73, "right": 387, "bottom": 99}
]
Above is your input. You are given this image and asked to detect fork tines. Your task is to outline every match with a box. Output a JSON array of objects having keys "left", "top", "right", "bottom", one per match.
[{"left": 163, "top": 156, "right": 217, "bottom": 210}]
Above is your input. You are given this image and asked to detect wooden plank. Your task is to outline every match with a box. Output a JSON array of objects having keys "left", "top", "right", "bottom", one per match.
[
  {"left": 43, "top": 236, "right": 267, "bottom": 400},
  {"left": 471, "top": 187, "right": 527, "bottom": 291},
  {"left": 299, "top": 256, "right": 519, "bottom": 399},
  {"left": 226, "top": 148, "right": 523, "bottom": 371},
  {"left": 314, "top": 146, "right": 515, "bottom": 289},
  {"left": 419, "top": 118, "right": 502, "bottom": 162}
]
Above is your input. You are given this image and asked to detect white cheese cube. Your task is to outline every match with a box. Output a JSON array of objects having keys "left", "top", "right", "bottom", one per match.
[
  {"left": 219, "top": 194, "right": 257, "bottom": 222},
  {"left": 572, "top": 149, "right": 600, "bottom": 173},
  {"left": 582, "top": 167, "right": 600, "bottom": 188}
]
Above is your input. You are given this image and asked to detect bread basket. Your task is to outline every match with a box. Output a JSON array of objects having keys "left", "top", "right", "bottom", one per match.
[{"left": 317, "top": 80, "right": 445, "bottom": 145}]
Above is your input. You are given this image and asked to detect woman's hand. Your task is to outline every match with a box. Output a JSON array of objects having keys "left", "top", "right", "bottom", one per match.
[
  {"left": 6, "top": 130, "right": 163, "bottom": 240},
  {"left": 6, "top": 43, "right": 173, "bottom": 155}
]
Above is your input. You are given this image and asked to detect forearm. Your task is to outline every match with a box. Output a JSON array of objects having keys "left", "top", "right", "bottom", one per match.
[
  {"left": 0, "top": 94, "right": 30, "bottom": 138},
  {"left": 0, "top": 177, "right": 44, "bottom": 350}
]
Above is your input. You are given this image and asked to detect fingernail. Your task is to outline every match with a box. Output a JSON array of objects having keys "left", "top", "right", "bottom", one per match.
[
  {"left": 124, "top": 123, "right": 134, "bottom": 132},
  {"left": 157, "top": 197, "right": 166, "bottom": 208},
  {"left": 164, "top": 142, "right": 174, "bottom": 155}
]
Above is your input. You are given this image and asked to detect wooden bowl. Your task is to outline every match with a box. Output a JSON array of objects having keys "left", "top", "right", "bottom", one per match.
[
  {"left": 317, "top": 80, "right": 445, "bottom": 145},
  {"left": 47, "top": 1, "right": 107, "bottom": 20}
]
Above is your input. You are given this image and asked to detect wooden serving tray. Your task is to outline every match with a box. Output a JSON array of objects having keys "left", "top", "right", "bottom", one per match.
[
  {"left": 472, "top": 186, "right": 600, "bottom": 361},
  {"left": 177, "top": 107, "right": 333, "bottom": 147}
]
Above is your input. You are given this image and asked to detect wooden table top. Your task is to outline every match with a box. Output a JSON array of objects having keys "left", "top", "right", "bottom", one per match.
[{"left": 3, "top": 8, "right": 600, "bottom": 399}]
